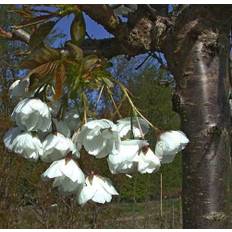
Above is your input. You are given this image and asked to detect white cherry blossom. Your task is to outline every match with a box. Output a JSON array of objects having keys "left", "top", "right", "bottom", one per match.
[
  {"left": 155, "top": 130, "right": 189, "bottom": 164},
  {"left": 133, "top": 146, "right": 161, "bottom": 174},
  {"left": 77, "top": 174, "right": 118, "bottom": 205},
  {"left": 4, "top": 128, "right": 43, "bottom": 160},
  {"left": 41, "top": 132, "right": 79, "bottom": 162},
  {"left": 108, "top": 140, "right": 160, "bottom": 174},
  {"left": 77, "top": 119, "right": 120, "bottom": 158},
  {"left": 12, "top": 98, "right": 51, "bottom": 132},
  {"left": 3, "top": 127, "right": 22, "bottom": 151},
  {"left": 42, "top": 158, "right": 84, "bottom": 182},
  {"left": 107, "top": 140, "right": 143, "bottom": 174}
]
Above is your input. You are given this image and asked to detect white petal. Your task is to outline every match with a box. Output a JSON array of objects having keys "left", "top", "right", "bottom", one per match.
[
  {"left": 85, "top": 119, "right": 115, "bottom": 130},
  {"left": 78, "top": 119, "right": 120, "bottom": 158},
  {"left": 42, "top": 160, "right": 64, "bottom": 179},
  {"left": 137, "top": 148, "right": 161, "bottom": 174},
  {"left": 91, "top": 176, "right": 113, "bottom": 204},
  {"left": 77, "top": 184, "right": 96, "bottom": 205},
  {"left": 155, "top": 140, "right": 175, "bottom": 163},
  {"left": 61, "top": 160, "right": 85, "bottom": 183},
  {"left": 3, "top": 127, "right": 22, "bottom": 150},
  {"left": 77, "top": 175, "right": 118, "bottom": 205},
  {"left": 42, "top": 158, "right": 85, "bottom": 183},
  {"left": 41, "top": 133, "right": 77, "bottom": 162},
  {"left": 92, "top": 188, "right": 112, "bottom": 204},
  {"left": 117, "top": 117, "right": 150, "bottom": 138},
  {"left": 11, "top": 131, "right": 43, "bottom": 160},
  {"left": 76, "top": 127, "right": 89, "bottom": 150},
  {"left": 155, "top": 130, "right": 189, "bottom": 164},
  {"left": 107, "top": 140, "right": 145, "bottom": 174},
  {"left": 83, "top": 132, "right": 105, "bottom": 156},
  {"left": 97, "top": 176, "right": 119, "bottom": 195},
  {"left": 12, "top": 98, "right": 51, "bottom": 132}
]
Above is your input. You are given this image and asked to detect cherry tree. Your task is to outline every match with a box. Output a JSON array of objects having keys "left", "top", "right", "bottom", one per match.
[{"left": 0, "top": 4, "right": 232, "bottom": 228}]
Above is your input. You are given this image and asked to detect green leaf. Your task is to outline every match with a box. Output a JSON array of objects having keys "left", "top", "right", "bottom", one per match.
[
  {"left": 83, "top": 55, "right": 99, "bottom": 72},
  {"left": 70, "top": 12, "right": 86, "bottom": 45},
  {"left": 102, "top": 77, "right": 114, "bottom": 88},
  {"left": 29, "top": 21, "right": 56, "bottom": 48},
  {"left": 65, "top": 41, "right": 83, "bottom": 61}
]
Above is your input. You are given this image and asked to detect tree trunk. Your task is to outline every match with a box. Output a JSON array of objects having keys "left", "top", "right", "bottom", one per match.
[{"left": 165, "top": 6, "right": 232, "bottom": 228}]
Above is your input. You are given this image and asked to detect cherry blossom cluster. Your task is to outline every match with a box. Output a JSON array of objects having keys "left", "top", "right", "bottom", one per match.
[{"left": 3, "top": 78, "right": 189, "bottom": 205}]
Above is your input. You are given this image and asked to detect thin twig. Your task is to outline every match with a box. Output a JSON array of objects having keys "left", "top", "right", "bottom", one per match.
[
  {"left": 31, "top": 8, "right": 61, "bottom": 16},
  {"left": 96, "top": 85, "right": 104, "bottom": 107},
  {"left": 112, "top": 94, "right": 127, "bottom": 118},
  {"left": 12, "top": 18, "right": 50, "bottom": 29},
  {"left": 160, "top": 172, "right": 163, "bottom": 218},
  {"left": 151, "top": 52, "right": 168, "bottom": 70},
  {"left": 119, "top": 83, "right": 161, "bottom": 134},
  {"left": 135, "top": 115, "right": 145, "bottom": 139},
  {"left": 107, "top": 86, "right": 122, "bottom": 118},
  {"left": 112, "top": 78, "right": 161, "bottom": 133},
  {"left": 135, "top": 53, "right": 151, "bottom": 70},
  {"left": 0, "top": 27, "right": 12, "bottom": 39},
  {"left": 86, "top": 31, "right": 93, "bottom": 40},
  {"left": 172, "top": 199, "right": 175, "bottom": 228},
  {"left": 82, "top": 93, "right": 88, "bottom": 124}
]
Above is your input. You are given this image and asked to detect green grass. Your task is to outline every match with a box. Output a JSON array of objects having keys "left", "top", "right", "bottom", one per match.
[{"left": 2, "top": 198, "right": 182, "bottom": 229}]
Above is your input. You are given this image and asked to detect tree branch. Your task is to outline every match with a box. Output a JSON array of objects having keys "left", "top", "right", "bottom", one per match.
[
  {"left": 80, "top": 5, "right": 173, "bottom": 55},
  {"left": 0, "top": 27, "right": 30, "bottom": 43},
  {"left": 0, "top": 27, "right": 12, "bottom": 39},
  {"left": 11, "top": 29, "right": 30, "bottom": 43},
  {"left": 1, "top": 4, "right": 174, "bottom": 60},
  {"left": 146, "top": 5, "right": 169, "bottom": 17},
  {"left": 0, "top": 26, "right": 147, "bottom": 59},
  {"left": 81, "top": 38, "right": 127, "bottom": 58},
  {"left": 78, "top": 5, "right": 123, "bottom": 36}
]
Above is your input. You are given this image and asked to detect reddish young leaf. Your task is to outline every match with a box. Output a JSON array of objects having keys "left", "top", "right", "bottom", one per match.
[{"left": 53, "top": 63, "right": 66, "bottom": 100}]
